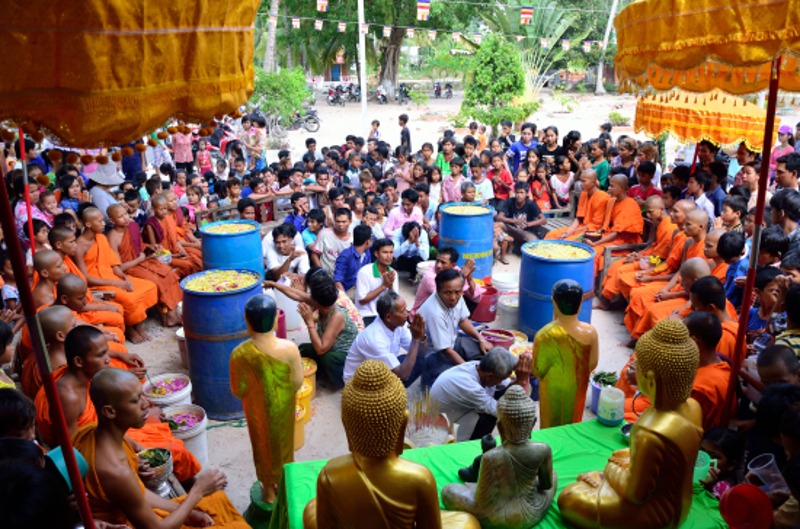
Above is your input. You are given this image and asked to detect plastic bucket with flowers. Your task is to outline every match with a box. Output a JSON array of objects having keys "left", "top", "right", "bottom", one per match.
[{"left": 163, "top": 404, "right": 208, "bottom": 467}]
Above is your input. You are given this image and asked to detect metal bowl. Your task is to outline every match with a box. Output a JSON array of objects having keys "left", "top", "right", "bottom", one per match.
[
  {"left": 156, "top": 252, "right": 173, "bottom": 265},
  {"left": 620, "top": 422, "right": 634, "bottom": 444}
]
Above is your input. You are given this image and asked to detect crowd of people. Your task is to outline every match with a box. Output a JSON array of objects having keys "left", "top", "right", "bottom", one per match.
[{"left": 2, "top": 111, "right": 800, "bottom": 527}]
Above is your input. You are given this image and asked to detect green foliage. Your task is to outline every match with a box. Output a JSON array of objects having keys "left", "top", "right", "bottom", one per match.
[
  {"left": 603, "top": 81, "right": 618, "bottom": 93},
  {"left": 449, "top": 113, "right": 469, "bottom": 129},
  {"left": 592, "top": 371, "right": 618, "bottom": 387},
  {"left": 608, "top": 111, "right": 631, "bottom": 126},
  {"left": 553, "top": 91, "right": 578, "bottom": 112},
  {"left": 409, "top": 87, "right": 429, "bottom": 109},
  {"left": 250, "top": 67, "right": 309, "bottom": 121}
]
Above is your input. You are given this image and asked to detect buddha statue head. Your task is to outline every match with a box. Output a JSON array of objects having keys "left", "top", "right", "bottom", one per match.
[
  {"left": 342, "top": 360, "right": 407, "bottom": 458},
  {"left": 635, "top": 320, "right": 698, "bottom": 410},
  {"left": 244, "top": 294, "right": 278, "bottom": 334},
  {"left": 552, "top": 279, "right": 583, "bottom": 318},
  {"left": 497, "top": 385, "right": 537, "bottom": 444}
]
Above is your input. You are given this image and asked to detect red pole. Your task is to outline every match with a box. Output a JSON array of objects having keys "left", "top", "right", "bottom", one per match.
[
  {"left": 18, "top": 129, "right": 36, "bottom": 253},
  {"left": 722, "top": 57, "right": 782, "bottom": 426},
  {"left": 0, "top": 143, "right": 95, "bottom": 527},
  {"left": 689, "top": 142, "right": 699, "bottom": 174}
]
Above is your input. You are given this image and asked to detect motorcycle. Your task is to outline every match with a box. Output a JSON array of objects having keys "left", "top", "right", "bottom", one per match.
[
  {"left": 444, "top": 82, "right": 453, "bottom": 99},
  {"left": 396, "top": 83, "right": 410, "bottom": 105},
  {"left": 270, "top": 109, "right": 322, "bottom": 138},
  {"left": 327, "top": 86, "right": 345, "bottom": 106},
  {"left": 345, "top": 83, "right": 361, "bottom": 102},
  {"left": 433, "top": 82, "right": 442, "bottom": 98},
  {"left": 375, "top": 86, "right": 388, "bottom": 105}
]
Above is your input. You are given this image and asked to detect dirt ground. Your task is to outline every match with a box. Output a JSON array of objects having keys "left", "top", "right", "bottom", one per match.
[{"left": 130, "top": 90, "right": 799, "bottom": 513}]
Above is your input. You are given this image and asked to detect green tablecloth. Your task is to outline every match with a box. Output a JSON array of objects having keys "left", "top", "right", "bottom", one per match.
[{"left": 280, "top": 420, "right": 726, "bottom": 529}]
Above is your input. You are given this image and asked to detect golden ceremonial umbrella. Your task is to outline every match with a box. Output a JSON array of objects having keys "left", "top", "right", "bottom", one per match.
[
  {"left": 615, "top": 0, "right": 800, "bottom": 426},
  {"left": 635, "top": 89, "right": 770, "bottom": 152}
]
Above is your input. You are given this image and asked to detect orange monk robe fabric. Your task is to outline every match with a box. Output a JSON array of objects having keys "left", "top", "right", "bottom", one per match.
[
  {"left": 61, "top": 255, "right": 126, "bottom": 330},
  {"left": 83, "top": 234, "right": 158, "bottom": 326},
  {"left": 617, "top": 230, "right": 687, "bottom": 300},
  {"left": 21, "top": 352, "right": 129, "bottom": 399},
  {"left": 616, "top": 355, "right": 637, "bottom": 398},
  {"left": 72, "top": 425, "right": 245, "bottom": 528},
  {"left": 545, "top": 190, "right": 610, "bottom": 240},
  {"left": 690, "top": 362, "right": 733, "bottom": 432},
  {"left": 601, "top": 216, "right": 676, "bottom": 299},
  {"left": 623, "top": 238, "right": 705, "bottom": 333},
  {"left": 711, "top": 261, "right": 729, "bottom": 282},
  {"left": 631, "top": 297, "right": 739, "bottom": 341},
  {"left": 36, "top": 367, "right": 201, "bottom": 482},
  {"left": 719, "top": 320, "right": 739, "bottom": 360},
  {"left": 170, "top": 214, "right": 204, "bottom": 266},
  {"left": 592, "top": 197, "right": 644, "bottom": 275},
  {"left": 118, "top": 224, "right": 183, "bottom": 310}
]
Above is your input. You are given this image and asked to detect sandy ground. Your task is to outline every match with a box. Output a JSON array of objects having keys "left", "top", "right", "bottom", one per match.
[{"left": 130, "top": 90, "right": 798, "bottom": 513}]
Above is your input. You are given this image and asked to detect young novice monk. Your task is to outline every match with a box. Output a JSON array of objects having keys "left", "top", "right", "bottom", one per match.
[
  {"left": 585, "top": 174, "right": 644, "bottom": 276},
  {"left": 689, "top": 276, "right": 739, "bottom": 360},
  {"left": 106, "top": 204, "right": 182, "bottom": 327},
  {"left": 165, "top": 190, "right": 203, "bottom": 256},
  {"left": 145, "top": 194, "right": 203, "bottom": 277},
  {"left": 75, "top": 207, "right": 158, "bottom": 343},
  {"left": 598, "top": 195, "right": 676, "bottom": 309},
  {"left": 545, "top": 170, "right": 610, "bottom": 240}
]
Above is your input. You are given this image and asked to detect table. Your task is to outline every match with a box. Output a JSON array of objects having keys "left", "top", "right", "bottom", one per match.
[{"left": 277, "top": 420, "right": 726, "bottom": 529}]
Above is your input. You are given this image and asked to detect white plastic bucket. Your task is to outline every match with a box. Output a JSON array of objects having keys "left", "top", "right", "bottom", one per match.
[
  {"left": 163, "top": 404, "right": 208, "bottom": 467},
  {"left": 492, "top": 272, "right": 519, "bottom": 293},
  {"left": 175, "top": 328, "right": 188, "bottom": 369},
  {"left": 416, "top": 260, "right": 436, "bottom": 282},
  {"left": 144, "top": 374, "right": 192, "bottom": 409},
  {"left": 273, "top": 284, "right": 302, "bottom": 330},
  {"left": 497, "top": 294, "right": 519, "bottom": 331}
]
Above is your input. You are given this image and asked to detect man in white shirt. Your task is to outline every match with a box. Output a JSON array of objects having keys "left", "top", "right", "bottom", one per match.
[
  {"left": 419, "top": 268, "right": 493, "bottom": 388},
  {"left": 687, "top": 171, "right": 716, "bottom": 225},
  {"left": 343, "top": 291, "right": 426, "bottom": 386},
  {"left": 430, "top": 348, "right": 530, "bottom": 441},
  {"left": 263, "top": 223, "right": 309, "bottom": 280},
  {"left": 355, "top": 238, "right": 398, "bottom": 326}
]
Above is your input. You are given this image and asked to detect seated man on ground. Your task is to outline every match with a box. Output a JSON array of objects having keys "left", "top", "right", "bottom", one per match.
[
  {"left": 410, "top": 247, "right": 481, "bottom": 318},
  {"left": 344, "top": 291, "right": 426, "bottom": 387}
]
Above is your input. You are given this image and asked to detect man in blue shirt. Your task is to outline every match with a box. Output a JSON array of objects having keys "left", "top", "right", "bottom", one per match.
[
  {"left": 505, "top": 122, "right": 537, "bottom": 174},
  {"left": 284, "top": 192, "right": 309, "bottom": 232},
  {"left": 334, "top": 224, "right": 373, "bottom": 292},
  {"left": 706, "top": 162, "right": 729, "bottom": 217}
]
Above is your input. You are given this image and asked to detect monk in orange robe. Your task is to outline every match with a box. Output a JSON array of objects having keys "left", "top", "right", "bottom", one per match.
[
  {"left": 545, "top": 170, "right": 609, "bottom": 240},
  {"left": 585, "top": 174, "right": 644, "bottom": 276},
  {"left": 689, "top": 274, "right": 740, "bottom": 361},
  {"left": 71, "top": 368, "right": 246, "bottom": 528},
  {"left": 616, "top": 199, "right": 696, "bottom": 300},
  {"left": 48, "top": 225, "right": 126, "bottom": 330},
  {"left": 76, "top": 207, "right": 158, "bottom": 343},
  {"left": 599, "top": 196, "right": 676, "bottom": 307},
  {"left": 144, "top": 194, "right": 202, "bottom": 278},
  {"left": 35, "top": 328, "right": 201, "bottom": 483},
  {"left": 624, "top": 207, "right": 708, "bottom": 337},
  {"left": 164, "top": 190, "right": 203, "bottom": 263},
  {"left": 107, "top": 204, "right": 182, "bottom": 327}
]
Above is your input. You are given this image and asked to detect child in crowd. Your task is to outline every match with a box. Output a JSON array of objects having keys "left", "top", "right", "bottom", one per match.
[
  {"left": 747, "top": 266, "right": 787, "bottom": 353},
  {"left": 427, "top": 166, "right": 443, "bottom": 205},
  {"left": 715, "top": 195, "right": 747, "bottom": 233},
  {"left": 24, "top": 219, "right": 51, "bottom": 277},
  {"left": 0, "top": 251, "right": 18, "bottom": 312},
  {"left": 531, "top": 163, "right": 552, "bottom": 211},
  {"left": 470, "top": 159, "right": 493, "bottom": 205}
]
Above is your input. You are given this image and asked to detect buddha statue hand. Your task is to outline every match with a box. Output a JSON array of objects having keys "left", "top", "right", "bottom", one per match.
[
  {"left": 577, "top": 471, "right": 604, "bottom": 489},
  {"left": 457, "top": 434, "right": 497, "bottom": 483}
]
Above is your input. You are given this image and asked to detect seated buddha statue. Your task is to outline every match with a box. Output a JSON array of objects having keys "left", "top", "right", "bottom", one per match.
[
  {"left": 441, "top": 385, "right": 556, "bottom": 529},
  {"left": 303, "top": 360, "right": 480, "bottom": 529},
  {"left": 558, "top": 319, "right": 703, "bottom": 529}
]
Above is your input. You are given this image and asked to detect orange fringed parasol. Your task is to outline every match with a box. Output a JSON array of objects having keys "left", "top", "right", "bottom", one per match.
[
  {"left": 615, "top": 0, "right": 800, "bottom": 427},
  {"left": 635, "top": 89, "right": 771, "bottom": 152},
  {"left": 615, "top": 0, "right": 800, "bottom": 95},
  {"left": 0, "top": 0, "right": 259, "bottom": 147}
]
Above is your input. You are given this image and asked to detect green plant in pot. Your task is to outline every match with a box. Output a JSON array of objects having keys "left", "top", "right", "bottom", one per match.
[{"left": 590, "top": 371, "right": 619, "bottom": 414}]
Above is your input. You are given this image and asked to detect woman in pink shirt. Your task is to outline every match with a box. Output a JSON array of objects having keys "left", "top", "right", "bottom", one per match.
[{"left": 171, "top": 121, "right": 194, "bottom": 173}]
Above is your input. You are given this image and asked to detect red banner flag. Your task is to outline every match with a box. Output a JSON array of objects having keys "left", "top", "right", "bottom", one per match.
[{"left": 520, "top": 6, "right": 534, "bottom": 25}]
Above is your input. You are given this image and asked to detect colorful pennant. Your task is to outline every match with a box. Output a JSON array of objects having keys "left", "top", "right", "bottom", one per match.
[
  {"left": 338, "top": 22, "right": 346, "bottom": 32},
  {"left": 291, "top": 17, "right": 300, "bottom": 29},
  {"left": 452, "top": 31, "right": 461, "bottom": 43},
  {"left": 269, "top": 14, "right": 277, "bottom": 27},
  {"left": 407, "top": 27, "right": 415, "bottom": 38},
  {"left": 315, "top": 19, "right": 323, "bottom": 31},
  {"left": 360, "top": 23, "right": 369, "bottom": 35},
  {"left": 428, "top": 29, "right": 437, "bottom": 40},
  {"left": 383, "top": 25, "right": 392, "bottom": 37},
  {"left": 561, "top": 39, "right": 570, "bottom": 51},
  {"left": 316, "top": 0, "right": 328, "bottom": 12},
  {"left": 520, "top": 6, "right": 534, "bottom": 25},
  {"left": 540, "top": 37, "right": 548, "bottom": 48},
  {"left": 582, "top": 40, "right": 591, "bottom": 53},
  {"left": 417, "top": 0, "right": 431, "bottom": 21},
  {"left": 473, "top": 33, "right": 482, "bottom": 44}
]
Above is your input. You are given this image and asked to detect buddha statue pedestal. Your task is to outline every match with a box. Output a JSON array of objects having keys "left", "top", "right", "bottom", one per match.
[{"left": 243, "top": 481, "right": 274, "bottom": 529}]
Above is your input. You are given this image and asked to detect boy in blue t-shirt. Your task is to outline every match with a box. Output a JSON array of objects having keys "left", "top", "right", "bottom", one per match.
[{"left": 302, "top": 208, "right": 326, "bottom": 250}]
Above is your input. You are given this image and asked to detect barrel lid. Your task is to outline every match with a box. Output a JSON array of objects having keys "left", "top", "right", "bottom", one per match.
[
  {"left": 522, "top": 240, "right": 595, "bottom": 262},
  {"left": 200, "top": 219, "right": 260, "bottom": 236},
  {"left": 180, "top": 269, "right": 263, "bottom": 296},
  {"left": 441, "top": 202, "right": 494, "bottom": 216}
]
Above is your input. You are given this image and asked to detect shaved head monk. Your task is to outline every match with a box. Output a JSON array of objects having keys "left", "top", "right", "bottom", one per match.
[
  {"left": 75, "top": 206, "right": 158, "bottom": 343},
  {"left": 545, "top": 169, "right": 610, "bottom": 241},
  {"left": 690, "top": 276, "right": 738, "bottom": 360},
  {"left": 703, "top": 229, "right": 730, "bottom": 281},
  {"left": 144, "top": 195, "right": 202, "bottom": 277},
  {"left": 31, "top": 249, "right": 67, "bottom": 308},
  {"left": 20, "top": 305, "right": 75, "bottom": 397},
  {"left": 71, "top": 367, "right": 248, "bottom": 528}
]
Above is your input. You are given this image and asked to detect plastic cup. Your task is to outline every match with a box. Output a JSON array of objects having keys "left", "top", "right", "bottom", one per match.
[
  {"left": 747, "top": 453, "right": 790, "bottom": 494},
  {"left": 693, "top": 450, "right": 717, "bottom": 483}
]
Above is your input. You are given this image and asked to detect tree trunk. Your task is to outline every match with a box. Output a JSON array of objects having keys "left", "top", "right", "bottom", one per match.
[
  {"left": 378, "top": 27, "right": 405, "bottom": 96},
  {"left": 263, "top": 0, "right": 281, "bottom": 72},
  {"left": 595, "top": 0, "right": 619, "bottom": 95}
]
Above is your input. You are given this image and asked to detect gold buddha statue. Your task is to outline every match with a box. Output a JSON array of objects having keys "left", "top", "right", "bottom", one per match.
[
  {"left": 558, "top": 319, "right": 703, "bottom": 529},
  {"left": 303, "top": 360, "right": 480, "bottom": 529},
  {"left": 442, "top": 385, "right": 556, "bottom": 529}
]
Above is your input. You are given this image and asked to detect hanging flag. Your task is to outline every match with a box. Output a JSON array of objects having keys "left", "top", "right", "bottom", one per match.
[
  {"left": 406, "top": 27, "right": 415, "bottom": 38},
  {"left": 473, "top": 33, "right": 482, "bottom": 44},
  {"left": 317, "top": 0, "right": 328, "bottom": 12},
  {"left": 360, "top": 23, "right": 369, "bottom": 35},
  {"left": 428, "top": 29, "right": 437, "bottom": 40},
  {"left": 561, "top": 39, "right": 570, "bottom": 51},
  {"left": 292, "top": 17, "right": 300, "bottom": 29},
  {"left": 582, "top": 40, "right": 591, "bottom": 53},
  {"left": 540, "top": 37, "right": 548, "bottom": 48},
  {"left": 599, "top": 40, "right": 607, "bottom": 50},
  {"left": 520, "top": 6, "right": 534, "bottom": 25},
  {"left": 417, "top": 0, "right": 431, "bottom": 21},
  {"left": 516, "top": 35, "right": 525, "bottom": 42},
  {"left": 383, "top": 25, "right": 392, "bottom": 37},
  {"left": 269, "top": 14, "right": 277, "bottom": 27},
  {"left": 452, "top": 31, "right": 461, "bottom": 43},
  {"left": 338, "top": 22, "right": 346, "bottom": 33},
  {"left": 315, "top": 19, "right": 323, "bottom": 31}
]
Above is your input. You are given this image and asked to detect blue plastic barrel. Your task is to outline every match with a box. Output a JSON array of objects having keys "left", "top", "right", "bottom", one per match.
[
  {"left": 200, "top": 220, "right": 264, "bottom": 278},
  {"left": 519, "top": 241, "right": 595, "bottom": 338},
  {"left": 180, "top": 270, "right": 262, "bottom": 420},
  {"left": 439, "top": 203, "right": 494, "bottom": 281}
]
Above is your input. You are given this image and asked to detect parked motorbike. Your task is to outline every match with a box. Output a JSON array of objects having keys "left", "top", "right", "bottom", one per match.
[
  {"left": 344, "top": 83, "right": 361, "bottom": 102},
  {"left": 444, "top": 82, "right": 453, "bottom": 99},
  {"left": 327, "top": 86, "right": 345, "bottom": 106},
  {"left": 433, "top": 82, "right": 442, "bottom": 98},
  {"left": 376, "top": 86, "right": 388, "bottom": 105},
  {"left": 396, "top": 83, "right": 410, "bottom": 105}
]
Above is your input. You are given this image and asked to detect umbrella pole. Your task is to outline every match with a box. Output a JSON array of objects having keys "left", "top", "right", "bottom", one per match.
[
  {"left": 722, "top": 56, "right": 782, "bottom": 426},
  {"left": 689, "top": 141, "right": 699, "bottom": 174},
  {"left": 0, "top": 150, "right": 95, "bottom": 527},
  {"left": 18, "top": 129, "right": 36, "bottom": 252}
]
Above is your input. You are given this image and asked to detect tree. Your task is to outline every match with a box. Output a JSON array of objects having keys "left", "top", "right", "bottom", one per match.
[
  {"left": 249, "top": 67, "right": 309, "bottom": 135},
  {"left": 263, "top": 0, "right": 281, "bottom": 72},
  {"left": 460, "top": 34, "right": 536, "bottom": 134}
]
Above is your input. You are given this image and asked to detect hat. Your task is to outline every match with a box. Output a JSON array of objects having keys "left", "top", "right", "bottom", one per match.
[
  {"left": 86, "top": 161, "right": 125, "bottom": 186},
  {"left": 778, "top": 125, "right": 793, "bottom": 135}
]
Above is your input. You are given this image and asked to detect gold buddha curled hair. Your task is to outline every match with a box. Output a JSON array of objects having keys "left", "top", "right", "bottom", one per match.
[
  {"left": 635, "top": 320, "right": 699, "bottom": 408},
  {"left": 341, "top": 360, "right": 407, "bottom": 458},
  {"left": 497, "top": 385, "right": 537, "bottom": 443}
]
